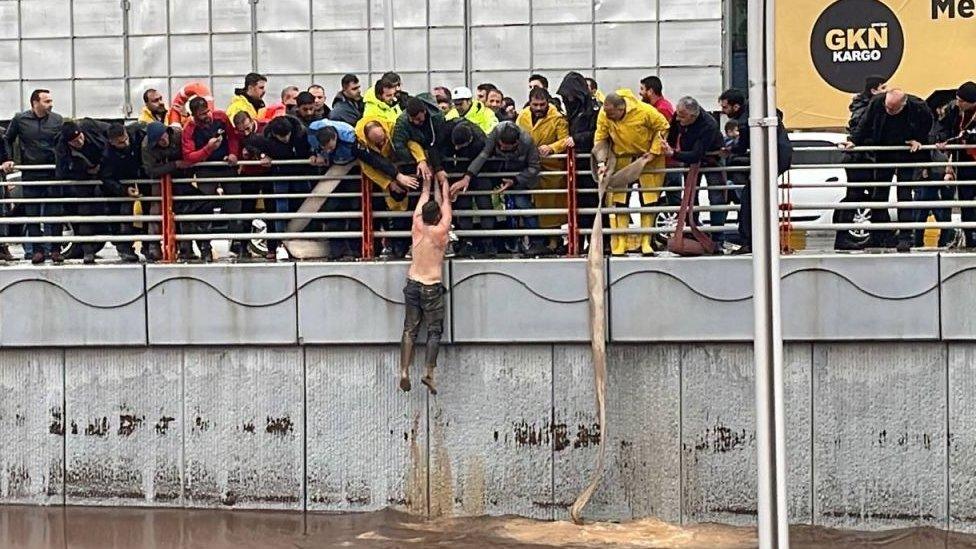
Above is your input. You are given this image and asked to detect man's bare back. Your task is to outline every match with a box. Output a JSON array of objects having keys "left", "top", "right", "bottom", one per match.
[{"left": 408, "top": 178, "right": 452, "bottom": 284}]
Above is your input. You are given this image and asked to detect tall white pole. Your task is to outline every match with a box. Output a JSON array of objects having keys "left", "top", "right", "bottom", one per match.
[
  {"left": 746, "top": 0, "right": 790, "bottom": 546},
  {"left": 384, "top": 0, "right": 396, "bottom": 71}
]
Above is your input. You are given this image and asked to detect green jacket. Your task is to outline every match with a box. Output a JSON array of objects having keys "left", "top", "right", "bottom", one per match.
[
  {"left": 446, "top": 99, "right": 498, "bottom": 134},
  {"left": 391, "top": 93, "right": 445, "bottom": 164}
]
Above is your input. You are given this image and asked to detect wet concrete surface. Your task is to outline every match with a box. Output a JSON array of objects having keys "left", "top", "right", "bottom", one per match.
[{"left": 4, "top": 506, "right": 976, "bottom": 549}]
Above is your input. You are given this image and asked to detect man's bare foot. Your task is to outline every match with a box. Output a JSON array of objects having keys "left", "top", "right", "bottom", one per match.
[
  {"left": 400, "top": 376, "right": 411, "bottom": 392},
  {"left": 421, "top": 376, "right": 437, "bottom": 395}
]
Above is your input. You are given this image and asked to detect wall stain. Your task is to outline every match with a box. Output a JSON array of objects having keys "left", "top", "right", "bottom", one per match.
[
  {"left": 242, "top": 421, "right": 256, "bottom": 434},
  {"left": 265, "top": 416, "right": 293, "bottom": 436},
  {"left": 85, "top": 417, "right": 109, "bottom": 437},
  {"left": 154, "top": 416, "right": 175, "bottom": 435},
  {"left": 552, "top": 423, "right": 570, "bottom": 451},
  {"left": 193, "top": 416, "right": 211, "bottom": 433},
  {"left": 512, "top": 420, "right": 547, "bottom": 447},
  {"left": 690, "top": 422, "right": 753, "bottom": 454},
  {"left": 49, "top": 407, "right": 63, "bottom": 435},
  {"left": 70, "top": 421, "right": 78, "bottom": 435},
  {"left": 117, "top": 414, "right": 145, "bottom": 437},
  {"left": 573, "top": 423, "right": 601, "bottom": 449}
]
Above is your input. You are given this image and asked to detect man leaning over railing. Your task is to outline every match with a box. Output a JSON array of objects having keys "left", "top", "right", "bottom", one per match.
[
  {"left": 142, "top": 122, "right": 192, "bottom": 259},
  {"left": 181, "top": 96, "right": 241, "bottom": 263},
  {"left": 256, "top": 115, "right": 313, "bottom": 262},
  {"left": 55, "top": 120, "right": 107, "bottom": 265},
  {"left": 455, "top": 121, "right": 546, "bottom": 257},
  {"left": 101, "top": 122, "right": 152, "bottom": 263},
  {"left": 935, "top": 81, "right": 976, "bottom": 248},
  {"left": 432, "top": 119, "right": 494, "bottom": 257}
]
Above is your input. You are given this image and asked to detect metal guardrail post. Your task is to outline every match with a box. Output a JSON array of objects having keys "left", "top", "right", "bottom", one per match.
[
  {"left": 361, "top": 173, "right": 374, "bottom": 260},
  {"left": 161, "top": 175, "right": 177, "bottom": 263},
  {"left": 566, "top": 146, "right": 579, "bottom": 256}
]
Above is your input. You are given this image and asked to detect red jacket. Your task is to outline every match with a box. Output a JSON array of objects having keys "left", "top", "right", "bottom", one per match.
[{"left": 181, "top": 110, "right": 241, "bottom": 165}]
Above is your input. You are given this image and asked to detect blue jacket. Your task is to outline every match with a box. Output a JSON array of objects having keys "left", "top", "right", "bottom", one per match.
[{"left": 307, "top": 119, "right": 356, "bottom": 165}]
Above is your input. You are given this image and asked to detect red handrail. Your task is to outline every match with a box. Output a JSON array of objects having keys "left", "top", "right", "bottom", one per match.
[
  {"left": 161, "top": 174, "right": 177, "bottom": 262},
  {"left": 566, "top": 146, "right": 579, "bottom": 256}
]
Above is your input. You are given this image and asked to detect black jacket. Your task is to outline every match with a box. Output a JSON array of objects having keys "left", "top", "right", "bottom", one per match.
[
  {"left": 466, "top": 121, "right": 540, "bottom": 189},
  {"left": 392, "top": 93, "right": 447, "bottom": 164},
  {"left": 259, "top": 116, "right": 313, "bottom": 176},
  {"left": 846, "top": 93, "right": 875, "bottom": 136},
  {"left": 100, "top": 123, "right": 147, "bottom": 196},
  {"left": 556, "top": 72, "right": 600, "bottom": 153},
  {"left": 432, "top": 118, "right": 486, "bottom": 173},
  {"left": 932, "top": 101, "right": 976, "bottom": 161},
  {"left": 5, "top": 109, "right": 64, "bottom": 166},
  {"left": 667, "top": 111, "right": 724, "bottom": 166},
  {"left": 851, "top": 94, "right": 933, "bottom": 151},
  {"left": 55, "top": 119, "right": 109, "bottom": 181},
  {"left": 329, "top": 92, "right": 365, "bottom": 126},
  {"left": 729, "top": 103, "right": 793, "bottom": 174}
]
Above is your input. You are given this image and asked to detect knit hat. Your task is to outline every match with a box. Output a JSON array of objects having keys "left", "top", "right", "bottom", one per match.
[
  {"left": 146, "top": 122, "right": 167, "bottom": 147},
  {"left": 61, "top": 121, "right": 81, "bottom": 141},
  {"left": 958, "top": 81, "right": 976, "bottom": 103}
]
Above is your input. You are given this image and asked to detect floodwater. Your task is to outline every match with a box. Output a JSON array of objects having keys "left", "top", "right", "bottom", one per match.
[{"left": 4, "top": 506, "right": 976, "bottom": 549}]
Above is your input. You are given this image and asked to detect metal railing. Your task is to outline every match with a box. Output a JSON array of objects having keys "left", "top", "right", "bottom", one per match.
[{"left": 1, "top": 141, "right": 975, "bottom": 262}]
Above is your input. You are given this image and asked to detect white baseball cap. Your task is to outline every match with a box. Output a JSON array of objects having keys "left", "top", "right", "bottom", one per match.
[{"left": 451, "top": 86, "right": 473, "bottom": 101}]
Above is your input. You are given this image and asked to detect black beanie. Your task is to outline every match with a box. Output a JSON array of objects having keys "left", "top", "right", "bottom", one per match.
[{"left": 957, "top": 81, "right": 976, "bottom": 103}]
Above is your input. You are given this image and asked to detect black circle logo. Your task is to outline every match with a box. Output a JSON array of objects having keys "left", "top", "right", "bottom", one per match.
[{"left": 810, "top": 0, "right": 904, "bottom": 93}]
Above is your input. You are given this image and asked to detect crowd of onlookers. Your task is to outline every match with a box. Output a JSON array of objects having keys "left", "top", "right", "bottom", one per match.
[{"left": 0, "top": 68, "right": 973, "bottom": 265}]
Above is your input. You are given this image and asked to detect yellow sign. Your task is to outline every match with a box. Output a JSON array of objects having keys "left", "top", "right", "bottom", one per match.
[{"left": 776, "top": 0, "right": 973, "bottom": 129}]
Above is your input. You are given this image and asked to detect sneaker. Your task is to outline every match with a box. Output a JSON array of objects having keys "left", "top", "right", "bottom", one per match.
[
  {"left": 82, "top": 253, "right": 95, "bottom": 265},
  {"left": 731, "top": 245, "right": 752, "bottom": 255},
  {"left": 379, "top": 245, "right": 393, "bottom": 260},
  {"left": 523, "top": 243, "right": 549, "bottom": 257},
  {"left": 0, "top": 245, "right": 13, "bottom": 261},
  {"left": 201, "top": 248, "right": 214, "bottom": 263},
  {"left": 31, "top": 251, "right": 46, "bottom": 265},
  {"left": 405, "top": 246, "right": 414, "bottom": 260},
  {"left": 457, "top": 241, "right": 477, "bottom": 258},
  {"left": 896, "top": 240, "right": 911, "bottom": 253},
  {"left": 50, "top": 249, "right": 64, "bottom": 265}
]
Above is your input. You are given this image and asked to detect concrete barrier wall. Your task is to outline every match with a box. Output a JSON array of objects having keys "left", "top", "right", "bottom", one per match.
[{"left": 2, "top": 342, "right": 972, "bottom": 533}]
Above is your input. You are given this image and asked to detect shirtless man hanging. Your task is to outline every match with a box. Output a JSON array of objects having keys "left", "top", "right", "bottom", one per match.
[{"left": 399, "top": 173, "right": 452, "bottom": 394}]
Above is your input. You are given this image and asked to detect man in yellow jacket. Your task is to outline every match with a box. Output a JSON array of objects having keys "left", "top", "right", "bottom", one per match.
[
  {"left": 445, "top": 86, "right": 497, "bottom": 134},
  {"left": 362, "top": 77, "right": 402, "bottom": 125},
  {"left": 355, "top": 114, "right": 430, "bottom": 257},
  {"left": 593, "top": 89, "right": 670, "bottom": 255},
  {"left": 226, "top": 72, "right": 268, "bottom": 122},
  {"left": 517, "top": 87, "right": 569, "bottom": 249},
  {"left": 137, "top": 88, "right": 167, "bottom": 123}
]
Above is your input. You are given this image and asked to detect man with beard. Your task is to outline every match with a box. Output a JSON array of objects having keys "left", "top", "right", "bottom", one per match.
[
  {"left": 139, "top": 88, "right": 168, "bottom": 124},
  {"left": 226, "top": 72, "right": 268, "bottom": 123},
  {"left": 935, "top": 81, "right": 976, "bottom": 248},
  {"left": 329, "top": 73, "right": 365, "bottom": 126},
  {"left": 101, "top": 123, "right": 150, "bottom": 263},
  {"left": 55, "top": 119, "right": 108, "bottom": 264},
  {"left": 294, "top": 91, "right": 325, "bottom": 128},
  {"left": 556, "top": 72, "right": 602, "bottom": 250}
]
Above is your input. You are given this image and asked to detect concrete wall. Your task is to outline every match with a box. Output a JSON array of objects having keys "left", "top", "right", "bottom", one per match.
[
  {"left": 0, "top": 341, "right": 970, "bottom": 533},
  {"left": 1, "top": 254, "right": 973, "bottom": 530}
]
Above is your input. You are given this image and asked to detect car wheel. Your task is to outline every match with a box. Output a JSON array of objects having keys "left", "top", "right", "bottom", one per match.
[
  {"left": 652, "top": 210, "right": 678, "bottom": 251},
  {"left": 247, "top": 218, "right": 269, "bottom": 256},
  {"left": 847, "top": 207, "right": 872, "bottom": 246}
]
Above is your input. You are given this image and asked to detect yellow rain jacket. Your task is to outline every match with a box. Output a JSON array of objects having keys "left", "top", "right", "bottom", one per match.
[
  {"left": 594, "top": 88, "right": 670, "bottom": 206},
  {"left": 362, "top": 86, "right": 402, "bottom": 125},
  {"left": 138, "top": 105, "right": 165, "bottom": 124},
  {"left": 517, "top": 104, "right": 570, "bottom": 228},
  {"left": 354, "top": 114, "right": 425, "bottom": 211},
  {"left": 226, "top": 94, "right": 266, "bottom": 124},
  {"left": 446, "top": 99, "right": 498, "bottom": 134}
]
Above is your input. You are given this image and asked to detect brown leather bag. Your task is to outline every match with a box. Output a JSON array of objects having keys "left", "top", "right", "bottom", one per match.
[{"left": 667, "top": 164, "right": 717, "bottom": 256}]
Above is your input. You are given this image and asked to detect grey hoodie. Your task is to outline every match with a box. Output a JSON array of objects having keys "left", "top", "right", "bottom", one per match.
[{"left": 465, "top": 121, "right": 540, "bottom": 189}]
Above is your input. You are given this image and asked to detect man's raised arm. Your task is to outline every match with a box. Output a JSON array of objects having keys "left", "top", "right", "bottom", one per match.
[
  {"left": 438, "top": 175, "right": 452, "bottom": 229},
  {"left": 414, "top": 175, "right": 432, "bottom": 220}
]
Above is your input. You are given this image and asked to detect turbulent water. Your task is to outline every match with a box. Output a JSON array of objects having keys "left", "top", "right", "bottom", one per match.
[{"left": 4, "top": 506, "right": 976, "bottom": 549}]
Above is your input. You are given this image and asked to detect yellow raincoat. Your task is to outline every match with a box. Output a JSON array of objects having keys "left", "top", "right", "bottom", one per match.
[
  {"left": 594, "top": 88, "right": 670, "bottom": 254},
  {"left": 517, "top": 104, "right": 569, "bottom": 228},
  {"left": 446, "top": 99, "right": 498, "bottom": 134},
  {"left": 362, "top": 86, "right": 402, "bottom": 125},
  {"left": 226, "top": 94, "right": 266, "bottom": 123},
  {"left": 354, "top": 114, "right": 424, "bottom": 211}
]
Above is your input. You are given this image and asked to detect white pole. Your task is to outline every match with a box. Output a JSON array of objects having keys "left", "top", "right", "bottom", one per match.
[
  {"left": 746, "top": 0, "right": 790, "bottom": 545},
  {"left": 384, "top": 0, "right": 396, "bottom": 70}
]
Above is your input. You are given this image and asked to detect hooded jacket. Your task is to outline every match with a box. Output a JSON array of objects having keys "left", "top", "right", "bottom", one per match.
[
  {"left": 138, "top": 105, "right": 166, "bottom": 124},
  {"left": 141, "top": 127, "right": 184, "bottom": 178},
  {"left": 307, "top": 118, "right": 358, "bottom": 165},
  {"left": 5, "top": 108, "right": 64, "bottom": 166},
  {"left": 330, "top": 91, "right": 365, "bottom": 127},
  {"left": 354, "top": 114, "right": 422, "bottom": 210},
  {"left": 392, "top": 93, "right": 447, "bottom": 164},
  {"left": 594, "top": 89, "right": 670, "bottom": 158},
  {"left": 432, "top": 119, "right": 486, "bottom": 173},
  {"left": 556, "top": 72, "right": 600, "bottom": 153},
  {"left": 466, "top": 121, "right": 540, "bottom": 190},
  {"left": 847, "top": 92, "right": 874, "bottom": 136},
  {"left": 517, "top": 103, "right": 570, "bottom": 227},
  {"left": 446, "top": 99, "right": 498, "bottom": 134},
  {"left": 727, "top": 102, "right": 793, "bottom": 174},
  {"left": 363, "top": 86, "right": 401, "bottom": 125},
  {"left": 226, "top": 92, "right": 266, "bottom": 123},
  {"left": 261, "top": 115, "right": 312, "bottom": 176},
  {"left": 100, "top": 123, "right": 147, "bottom": 196}
]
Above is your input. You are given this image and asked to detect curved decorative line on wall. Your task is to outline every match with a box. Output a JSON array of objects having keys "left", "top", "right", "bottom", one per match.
[
  {"left": 452, "top": 271, "right": 588, "bottom": 304},
  {"left": 609, "top": 270, "right": 753, "bottom": 303},
  {"left": 781, "top": 267, "right": 937, "bottom": 301},
  {"left": 296, "top": 274, "right": 407, "bottom": 305},
  {"left": 146, "top": 277, "right": 295, "bottom": 308},
  {"left": 611, "top": 267, "right": 937, "bottom": 302},
  {"left": 940, "top": 265, "right": 976, "bottom": 285},
  {"left": 0, "top": 278, "right": 144, "bottom": 309}
]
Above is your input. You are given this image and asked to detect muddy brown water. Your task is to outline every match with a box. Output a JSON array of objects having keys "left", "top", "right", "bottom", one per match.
[{"left": 4, "top": 506, "right": 976, "bottom": 549}]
